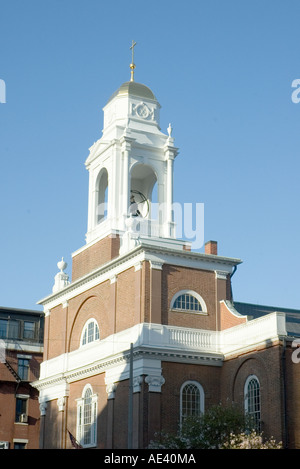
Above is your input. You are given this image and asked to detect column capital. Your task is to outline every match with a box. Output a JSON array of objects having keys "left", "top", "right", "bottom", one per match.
[
  {"left": 145, "top": 374, "right": 165, "bottom": 393},
  {"left": 120, "top": 133, "right": 135, "bottom": 151},
  {"left": 215, "top": 270, "right": 229, "bottom": 280},
  {"left": 133, "top": 376, "right": 143, "bottom": 393},
  {"left": 57, "top": 396, "right": 66, "bottom": 412},
  {"left": 150, "top": 260, "right": 163, "bottom": 270},
  {"left": 106, "top": 383, "right": 117, "bottom": 400},
  {"left": 163, "top": 144, "right": 178, "bottom": 159}
]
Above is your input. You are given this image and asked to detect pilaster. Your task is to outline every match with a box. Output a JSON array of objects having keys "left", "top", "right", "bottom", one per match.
[
  {"left": 215, "top": 270, "right": 229, "bottom": 331},
  {"left": 150, "top": 261, "right": 163, "bottom": 324}
]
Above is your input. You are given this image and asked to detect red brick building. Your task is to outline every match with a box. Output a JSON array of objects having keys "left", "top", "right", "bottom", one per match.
[
  {"left": 0, "top": 307, "right": 44, "bottom": 449},
  {"left": 32, "top": 65, "right": 300, "bottom": 449}
]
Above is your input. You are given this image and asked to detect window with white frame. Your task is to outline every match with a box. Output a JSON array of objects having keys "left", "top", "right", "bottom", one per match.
[
  {"left": 244, "top": 375, "right": 261, "bottom": 432},
  {"left": 15, "top": 394, "right": 29, "bottom": 423},
  {"left": 76, "top": 385, "right": 98, "bottom": 448},
  {"left": 171, "top": 290, "right": 207, "bottom": 314},
  {"left": 80, "top": 319, "right": 100, "bottom": 347},
  {"left": 180, "top": 381, "right": 204, "bottom": 426}
]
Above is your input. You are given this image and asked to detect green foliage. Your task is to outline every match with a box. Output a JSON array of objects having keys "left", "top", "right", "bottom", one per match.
[{"left": 148, "top": 404, "right": 282, "bottom": 450}]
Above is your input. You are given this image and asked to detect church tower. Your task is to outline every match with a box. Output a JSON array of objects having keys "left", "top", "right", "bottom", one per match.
[
  {"left": 82, "top": 41, "right": 183, "bottom": 276},
  {"left": 33, "top": 45, "right": 246, "bottom": 450},
  {"left": 85, "top": 75, "right": 177, "bottom": 244},
  {"left": 70, "top": 43, "right": 189, "bottom": 283}
]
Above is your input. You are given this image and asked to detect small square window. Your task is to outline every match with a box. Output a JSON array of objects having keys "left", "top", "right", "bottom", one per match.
[{"left": 23, "top": 322, "right": 35, "bottom": 340}]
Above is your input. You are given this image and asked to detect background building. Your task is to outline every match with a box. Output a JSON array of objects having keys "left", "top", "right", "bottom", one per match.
[
  {"left": 32, "top": 62, "right": 300, "bottom": 449},
  {"left": 0, "top": 306, "right": 44, "bottom": 449}
]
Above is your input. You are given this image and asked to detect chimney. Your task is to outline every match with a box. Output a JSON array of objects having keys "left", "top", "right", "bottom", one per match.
[{"left": 205, "top": 240, "right": 218, "bottom": 255}]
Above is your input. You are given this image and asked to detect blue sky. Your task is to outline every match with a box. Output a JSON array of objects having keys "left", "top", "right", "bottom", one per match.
[{"left": 0, "top": 0, "right": 299, "bottom": 311}]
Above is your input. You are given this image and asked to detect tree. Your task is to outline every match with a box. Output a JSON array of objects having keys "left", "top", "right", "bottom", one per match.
[{"left": 148, "top": 404, "right": 282, "bottom": 449}]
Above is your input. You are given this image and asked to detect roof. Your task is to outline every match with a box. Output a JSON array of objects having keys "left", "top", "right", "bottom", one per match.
[
  {"left": 0, "top": 306, "right": 43, "bottom": 317},
  {"left": 107, "top": 81, "right": 157, "bottom": 104},
  {"left": 234, "top": 301, "right": 300, "bottom": 337}
]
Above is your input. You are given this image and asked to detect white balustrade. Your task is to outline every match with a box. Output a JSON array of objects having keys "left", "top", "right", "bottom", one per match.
[{"left": 39, "top": 312, "right": 286, "bottom": 383}]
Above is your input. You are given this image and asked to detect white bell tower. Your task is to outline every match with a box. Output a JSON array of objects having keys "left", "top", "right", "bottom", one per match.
[{"left": 85, "top": 43, "right": 182, "bottom": 254}]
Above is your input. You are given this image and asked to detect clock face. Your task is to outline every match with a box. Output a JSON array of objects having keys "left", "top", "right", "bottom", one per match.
[{"left": 136, "top": 103, "right": 150, "bottom": 119}]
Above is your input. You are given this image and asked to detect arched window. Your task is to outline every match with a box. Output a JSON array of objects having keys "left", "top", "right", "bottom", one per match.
[
  {"left": 76, "top": 385, "right": 97, "bottom": 447},
  {"left": 80, "top": 319, "right": 100, "bottom": 347},
  {"left": 244, "top": 375, "right": 261, "bottom": 432},
  {"left": 96, "top": 168, "right": 108, "bottom": 224},
  {"left": 171, "top": 290, "right": 207, "bottom": 314},
  {"left": 130, "top": 163, "right": 157, "bottom": 219},
  {"left": 180, "top": 381, "right": 204, "bottom": 426}
]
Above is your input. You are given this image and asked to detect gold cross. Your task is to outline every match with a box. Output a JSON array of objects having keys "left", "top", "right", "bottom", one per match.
[{"left": 130, "top": 40, "right": 137, "bottom": 81}]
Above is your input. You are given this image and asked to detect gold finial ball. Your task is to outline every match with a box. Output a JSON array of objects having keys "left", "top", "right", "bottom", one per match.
[{"left": 130, "top": 63, "right": 136, "bottom": 70}]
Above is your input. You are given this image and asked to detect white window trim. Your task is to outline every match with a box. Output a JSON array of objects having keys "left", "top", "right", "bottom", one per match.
[
  {"left": 80, "top": 318, "right": 100, "bottom": 347},
  {"left": 180, "top": 380, "right": 205, "bottom": 427},
  {"left": 13, "top": 439, "right": 28, "bottom": 449},
  {"left": 76, "top": 384, "right": 98, "bottom": 448},
  {"left": 15, "top": 394, "right": 29, "bottom": 424},
  {"left": 170, "top": 290, "right": 207, "bottom": 314}
]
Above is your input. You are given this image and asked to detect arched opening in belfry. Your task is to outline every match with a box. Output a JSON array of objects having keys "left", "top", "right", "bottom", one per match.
[
  {"left": 129, "top": 163, "right": 157, "bottom": 219},
  {"left": 95, "top": 168, "right": 108, "bottom": 224}
]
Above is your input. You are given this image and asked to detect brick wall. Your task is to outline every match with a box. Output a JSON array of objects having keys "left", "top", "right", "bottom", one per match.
[
  {"left": 72, "top": 235, "right": 120, "bottom": 281},
  {"left": 221, "top": 344, "right": 284, "bottom": 444},
  {"left": 68, "top": 282, "right": 111, "bottom": 353},
  {"left": 285, "top": 343, "right": 300, "bottom": 448},
  {"left": 219, "top": 300, "right": 247, "bottom": 330},
  {"left": 47, "top": 258, "right": 237, "bottom": 360},
  {"left": 115, "top": 267, "right": 136, "bottom": 333},
  {"left": 161, "top": 361, "right": 222, "bottom": 434},
  {"left": 46, "top": 304, "right": 66, "bottom": 359},
  {"left": 0, "top": 352, "right": 42, "bottom": 449},
  {"left": 47, "top": 262, "right": 153, "bottom": 359},
  {"left": 162, "top": 265, "right": 217, "bottom": 329}
]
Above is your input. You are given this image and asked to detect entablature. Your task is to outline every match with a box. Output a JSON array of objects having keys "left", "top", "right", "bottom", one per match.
[{"left": 38, "top": 243, "right": 241, "bottom": 313}]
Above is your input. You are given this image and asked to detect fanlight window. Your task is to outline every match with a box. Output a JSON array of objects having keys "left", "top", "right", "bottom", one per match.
[
  {"left": 81, "top": 319, "right": 100, "bottom": 346},
  {"left": 171, "top": 290, "right": 207, "bottom": 313}
]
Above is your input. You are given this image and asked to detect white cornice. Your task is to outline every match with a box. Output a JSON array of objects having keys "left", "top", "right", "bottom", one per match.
[{"left": 38, "top": 243, "right": 242, "bottom": 311}]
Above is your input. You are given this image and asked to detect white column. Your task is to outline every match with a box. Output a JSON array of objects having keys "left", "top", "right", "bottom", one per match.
[
  {"left": 111, "top": 142, "right": 118, "bottom": 227},
  {"left": 167, "top": 156, "right": 174, "bottom": 224},
  {"left": 164, "top": 142, "right": 177, "bottom": 237},
  {"left": 123, "top": 147, "right": 129, "bottom": 218},
  {"left": 86, "top": 169, "right": 96, "bottom": 235},
  {"left": 120, "top": 133, "right": 135, "bottom": 229}
]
